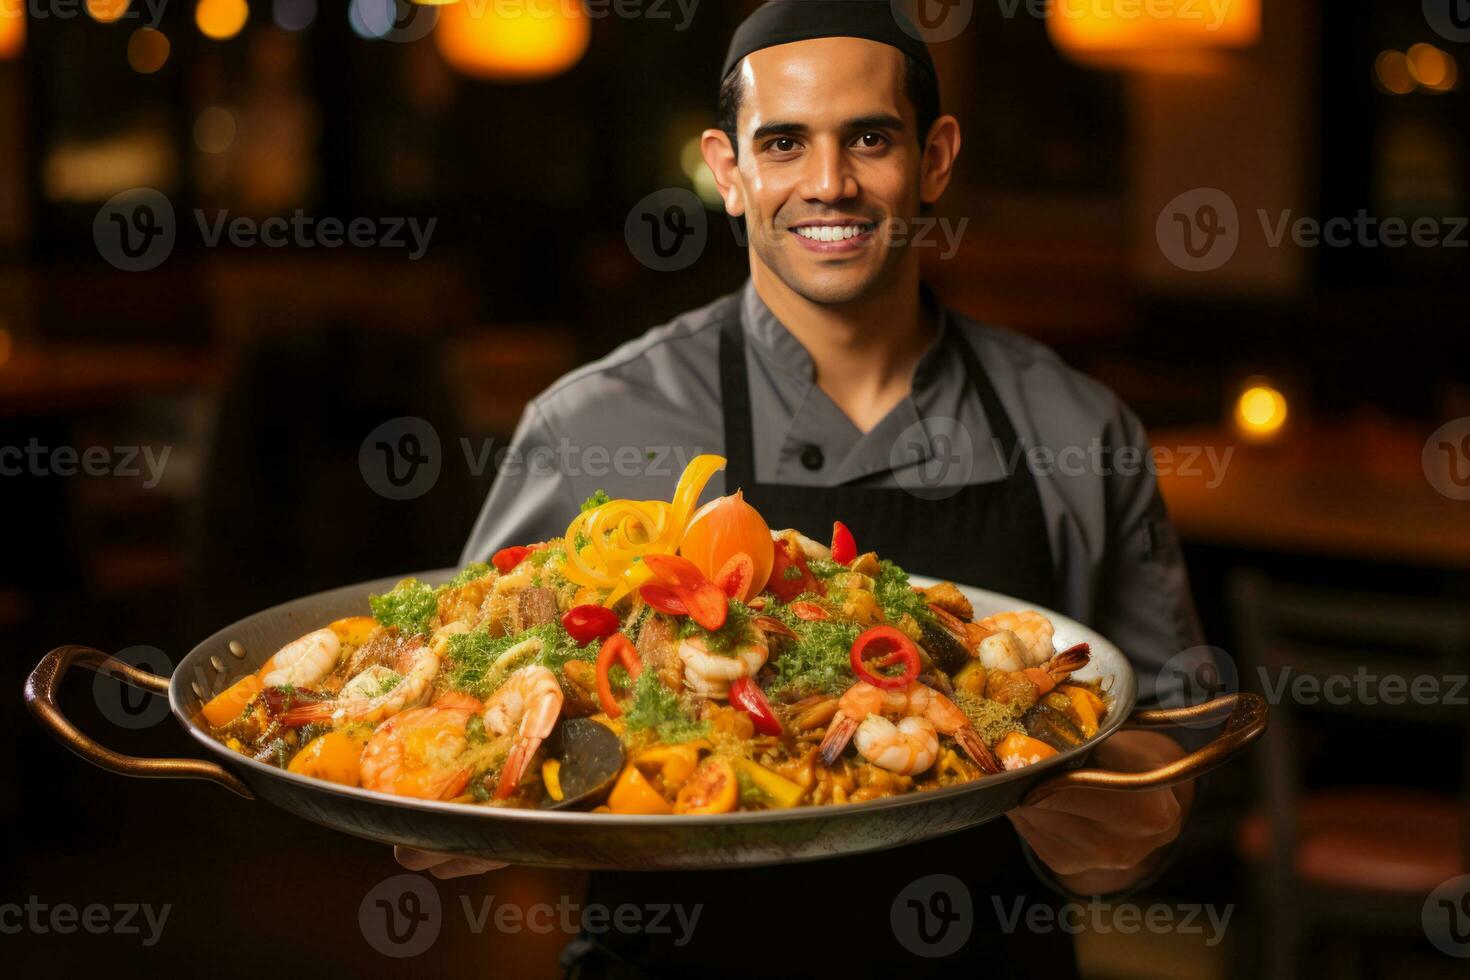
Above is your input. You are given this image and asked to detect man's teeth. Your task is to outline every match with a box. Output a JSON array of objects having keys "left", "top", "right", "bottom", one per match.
[{"left": 795, "top": 224, "right": 871, "bottom": 242}]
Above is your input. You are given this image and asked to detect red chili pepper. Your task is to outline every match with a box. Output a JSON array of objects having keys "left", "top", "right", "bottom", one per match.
[
  {"left": 789, "top": 601, "right": 829, "bottom": 622},
  {"left": 491, "top": 546, "right": 532, "bottom": 574},
  {"left": 830, "top": 521, "right": 857, "bottom": 566},
  {"left": 638, "top": 583, "right": 688, "bottom": 616},
  {"left": 595, "top": 633, "right": 643, "bottom": 718},
  {"left": 712, "top": 552, "right": 754, "bottom": 600},
  {"left": 728, "top": 677, "right": 782, "bottom": 736},
  {"left": 849, "top": 626, "right": 920, "bottom": 689},
  {"left": 642, "top": 553, "right": 706, "bottom": 590},
  {"left": 561, "top": 604, "right": 620, "bottom": 647}
]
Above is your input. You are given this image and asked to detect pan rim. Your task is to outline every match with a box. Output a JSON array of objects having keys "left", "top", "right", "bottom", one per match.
[{"left": 171, "top": 569, "right": 1138, "bottom": 827}]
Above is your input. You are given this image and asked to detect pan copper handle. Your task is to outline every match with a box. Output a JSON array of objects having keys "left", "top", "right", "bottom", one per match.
[
  {"left": 24, "top": 645, "right": 254, "bottom": 799},
  {"left": 1020, "top": 692, "right": 1267, "bottom": 806}
]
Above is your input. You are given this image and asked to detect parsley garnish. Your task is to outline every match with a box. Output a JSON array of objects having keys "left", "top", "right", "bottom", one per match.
[{"left": 623, "top": 671, "right": 709, "bottom": 744}]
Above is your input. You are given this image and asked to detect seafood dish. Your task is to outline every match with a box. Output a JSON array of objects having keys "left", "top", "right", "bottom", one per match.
[{"left": 200, "top": 455, "right": 1110, "bottom": 814}]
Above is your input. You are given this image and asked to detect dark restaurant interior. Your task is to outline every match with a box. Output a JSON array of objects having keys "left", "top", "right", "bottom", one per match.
[{"left": 4, "top": 0, "right": 1470, "bottom": 976}]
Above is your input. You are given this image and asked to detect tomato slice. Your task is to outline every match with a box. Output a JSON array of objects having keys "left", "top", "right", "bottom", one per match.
[
  {"left": 492, "top": 546, "right": 532, "bottom": 574},
  {"left": 849, "top": 626, "right": 920, "bottom": 689},
  {"left": 789, "top": 601, "right": 829, "bottom": 622},
  {"left": 641, "top": 553, "right": 706, "bottom": 590},
  {"left": 830, "top": 521, "right": 857, "bottom": 566},
  {"left": 561, "top": 604, "right": 620, "bottom": 647},
  {"left": 595, "top": 633, "right": 643, "bottom": 718},
  {"left": 712, "top": 551, "right": 755, "bottom": 601},
  {"left": 728, "top": 677, "right": 782, "bottom": 736},
  {"left": 765, "top": 539, "right": 821, "bottom": 602},
  {"left": 681, "top": 581, "right": 728, "bottom": 631},
  {"left": 638, "top": 583, "right": 688, "bottom": 616}
]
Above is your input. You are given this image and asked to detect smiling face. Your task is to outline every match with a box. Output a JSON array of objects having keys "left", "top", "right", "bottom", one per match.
[{"left": 704, "top": 37, "right": 957, "bottom": 307}]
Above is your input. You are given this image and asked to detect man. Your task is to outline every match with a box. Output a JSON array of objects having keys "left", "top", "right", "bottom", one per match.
[{"left": 414, "top": 2, "right": 1206, "bottom": 974}]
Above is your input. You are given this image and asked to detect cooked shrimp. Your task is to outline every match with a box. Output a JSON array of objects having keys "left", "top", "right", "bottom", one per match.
[
  {"left": 359, "top": 692, "right": 482, "bottom": 799},
  {"left": 258, "top": 628, "right": 340, "bottom": 688},
  {"left": 853, "top": 716, "right": 939, "bottom": 776},
  {"left": 976, "top": 611, "right": 1054, "bottom": 666},
  {"left": 483, "top": 665, "right": 563, "bottom": 799},
  {"left": 819, "top": 681, "right": 1000, "bottom": 774},
  {"left": 986, "top": 643, "right": 1091, "bottom": 710},
  {"left": 678, "top": 622, "right": 769, "bottom": 699},
  {"left": 279, "top": 635, "right": 440, "bottom": 726}
]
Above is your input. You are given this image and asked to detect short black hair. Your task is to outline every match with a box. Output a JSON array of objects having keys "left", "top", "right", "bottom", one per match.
[{"left": 717, "top": 52, "right": 940, "bottom": 159}]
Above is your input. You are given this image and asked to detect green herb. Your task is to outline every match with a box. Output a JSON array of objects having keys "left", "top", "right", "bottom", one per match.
[
  {"left": 368, "top": 578, "right": 440, "bottom": 635},
  {"left": 466, "top": 714, "right": 487, "bottom": 745},
  {"left": 623, "top": 670, "right": 709, "bottom": 744},
  {"left": 448, "top": 562, "right": 492, "bottom": 588},
  {"left": 580, "top": 489, "right": 611, "bottom": 512},
  {"left": 377, "top": 671, "right": 403, "bottom": 696},
  {"left": 873, "top": 560, "right": 930, "bottom": 626},
  {"left": 769, "top": 618, "right": 863, "bottom": 698},
  {"left": 608, "top": 664, "right": 631, "bottom": 689},
  {"left": 470, "top": 775, "right": 492, "bottom": 802},
  {"left": 444, "top": 621, "right": 590, "bottom": 699},
  {"left": 783, "top": 564, "right": 802, "bottom": 581},
  {"left": 737, "top": 768, "right": 767, "bottom": 808},
  {"left": 805, "top": 557, "right": 844, "bottom": 580},
  {"left": 677, "top": 600, "right": 754, "bottom": 655}
]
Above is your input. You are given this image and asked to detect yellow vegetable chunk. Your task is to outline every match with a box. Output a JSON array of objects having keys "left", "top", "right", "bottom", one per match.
[
  {"left": 542, "top": 759, "right": 564, "bottom": 802},
  {"left": 1059, "top": 686, "right": 1100, "bottom": 737},
  {"left": 607, "top": 764, "right": 673, "bottom": 814},
  {"left": 674, "top": 758, "right": 738, "bottom": 814},
  {"left": 735, "top": 758, "right": 805, "bottom": 809},
  {"left": 288, "top": 730, "right": 369, "bottom": 786},
  {"left": 329, "top": 615, "right": 380, "bottom": 649},
  {"left": 200, "top": 675, "right": 262, "bottom": 728},
  {"left": 635, "top": 741, "right": 709, "bottom": 791},
  {"left": 996, "top": 732, "right": 1058, "bottom": 771}
]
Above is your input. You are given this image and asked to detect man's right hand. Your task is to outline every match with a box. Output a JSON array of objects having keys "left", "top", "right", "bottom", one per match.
[{"left": 394, "top": 846, "right": 508, "bottom": 879}]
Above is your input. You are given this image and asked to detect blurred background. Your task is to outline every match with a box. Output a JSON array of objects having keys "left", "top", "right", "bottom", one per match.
[{"left": 4, "top": 0, "right": 1469, "bottom": 976}]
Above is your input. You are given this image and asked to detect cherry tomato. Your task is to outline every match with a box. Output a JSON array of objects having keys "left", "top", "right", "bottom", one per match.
[
  {"left": 595, "top": 633, "right": 643, "bottom": 718},
  {"left": 728, "top": 677, "right": 782, "bottom": 736},
  {"left": 492, "top": 546, "right": 532, "bottom": 574},
  {"left": 849, "top": 626, "right": 920, "bottom": 689},
  {"left": 681, "top": 580, "right": 729, "bottom": 631},
  {"left": 830, "top": 521, "right": 857, "bottom": 566},
  {"left": 765, "top": 539, "right": 823, "bottom": 602},
  {"left": 561, "top": 604, "right": 620, "bottom": 647}
]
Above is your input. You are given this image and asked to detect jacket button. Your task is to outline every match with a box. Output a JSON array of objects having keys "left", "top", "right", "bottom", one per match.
[{"left": 800, "top": 446, "right": 824, "bottom": 471}]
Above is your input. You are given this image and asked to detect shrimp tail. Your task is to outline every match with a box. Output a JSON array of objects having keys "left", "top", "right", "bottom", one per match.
[
  {"left": 818, "top": 712, "right": 859, "bottom": 766},
  {"left": 495, "top": 738, "right": 542, "bottom": 800},
  {"left": 277, "top": 699, "right": 335, "bottom": 726},
  {"left": 954, "top": 725, "right": 1002, "bottom": 775}
]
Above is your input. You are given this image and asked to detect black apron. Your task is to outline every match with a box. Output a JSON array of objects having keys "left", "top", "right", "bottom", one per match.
[{"left": 565, "top": 292, "right": 1078, "bottom": 979}]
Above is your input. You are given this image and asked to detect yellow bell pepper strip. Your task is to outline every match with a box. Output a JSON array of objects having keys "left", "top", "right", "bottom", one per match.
[
  {"left": 673, "top": 757, "right": 738, "bottom": 814},
  {"left": 734, "top": 758, "right": 805, "bottom": 809},
  {"left": 1058, "top": 685, "right": 1101, "bottom": 737},
  {"left": 541, "top": 758, "right": 564, "bottom": 802},
  {"left": 200, "top": 674, "right": 262, "bottom": 728},
  {"left": 607, "top": 763, "right": 673, "bottom": 814},
  {"left": 559, "top": 454, "right": 726, "bottom": 607},
  {"left": 288, "top": 729, "right": 368, "bottom": 786},
  {"left": 634, "top": 741, "right": 709, "bottom": 791}
]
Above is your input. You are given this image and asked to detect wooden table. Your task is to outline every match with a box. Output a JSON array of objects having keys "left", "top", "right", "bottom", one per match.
[{"left": 1151, "top": 421, "right": 1470, "bottom": 569}]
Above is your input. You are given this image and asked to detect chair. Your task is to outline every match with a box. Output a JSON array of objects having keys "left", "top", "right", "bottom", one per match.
[{"left": 1229, "top": 569, "right": 1470, "bottom": 979}]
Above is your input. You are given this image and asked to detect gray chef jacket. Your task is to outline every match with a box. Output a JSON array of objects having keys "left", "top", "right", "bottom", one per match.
[{"left": 462, "top": 280, "right": 1206, "bottom": 706}]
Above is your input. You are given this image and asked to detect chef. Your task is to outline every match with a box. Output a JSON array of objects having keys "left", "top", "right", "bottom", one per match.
[{"left": 411, "top": 2, "right": 1208, "bottom": 975}]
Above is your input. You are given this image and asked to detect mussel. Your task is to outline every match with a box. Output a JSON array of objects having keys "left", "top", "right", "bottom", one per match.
[
  {"left": 1025, "top": 692, "right": 1087, "bottom": 750},
  {"left": 540, "top": 718, "right": 625, "bottom": 810},
  {"left": 918, "top": 607, "right": 972, "bottom": 675}
]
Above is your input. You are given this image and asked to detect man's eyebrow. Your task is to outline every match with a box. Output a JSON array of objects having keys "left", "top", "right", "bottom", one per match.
[
  {"left": 844, "top": 113, "right": 905, "bottom": 132},
  {"left": 750, "top": 120, "right": 809, "bottom": 142}
]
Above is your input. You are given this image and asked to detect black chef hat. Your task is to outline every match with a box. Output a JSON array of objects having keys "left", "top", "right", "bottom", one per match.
[{"left": 721, "top": 1, "right": 937, "bottom": 84}]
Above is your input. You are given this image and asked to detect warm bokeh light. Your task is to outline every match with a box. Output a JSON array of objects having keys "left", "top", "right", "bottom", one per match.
[
  {"left": 680, "top": 135, "right": 721, "bottom": 207},
  {"left": 0, "top": 4, "right": 23, "bottom": 61},
  {"left": 1235, "top": 382, "right": 1288, "bottom": 439},
  {"left": 193, "top": 106, "right": 238, "bottom": 153},
  {"left": 435, "top": 0, "right": 590, "bottom": 81},
  {"left": 0, "top": 327, "right": 12, "bottom": 369},
  {"left": 196, "top": 0, "right": 250, "bottom": 41},
  {"left": 1407, "top": 42, "right": 1459, "bottom": 93},
  {"left": 1374, "top": 51, "right": 1415, "bottom": 95},
  {"left": 127, "top": 28, "right": 171, "bottom": 73},
  {"left": 1049, "top": 0, "right": 1259, "bottom": 69},
  {"left": 86, "top": 0, "right": 131, "bottom": 23}
]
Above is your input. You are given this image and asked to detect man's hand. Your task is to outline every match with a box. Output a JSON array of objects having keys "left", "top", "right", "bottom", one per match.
[
  {"left": 1007, "top": 730, "right": 1192, "bottom": 896},
  {"left": 394, "top": 846, "right": 508, "bottom": 880}
]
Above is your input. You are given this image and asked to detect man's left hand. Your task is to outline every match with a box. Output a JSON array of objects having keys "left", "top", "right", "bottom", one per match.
[{"left": 1007, "top": 730, "right": 1192, "bottom": 896}]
